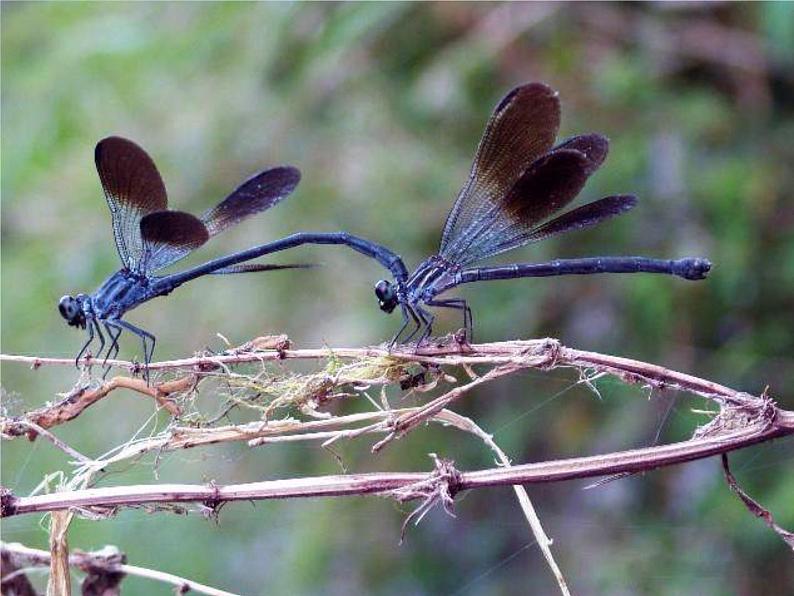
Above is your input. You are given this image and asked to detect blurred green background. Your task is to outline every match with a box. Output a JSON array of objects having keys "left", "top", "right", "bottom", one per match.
[{"left": 2, "top": 2, "right": 793, "bottom": 594}]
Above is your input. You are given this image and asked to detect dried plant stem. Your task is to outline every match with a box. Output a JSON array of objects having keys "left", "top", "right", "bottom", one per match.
[
  {"left": 372, "top": 363, "right": 522, "bottom": 451},
  {"left": 1, "top": 375, "right": 183, "bottom": 437},
  {"left": 3, "top": 337, "right": 791, "bottom": 596},
  {"left": 4, "top": 410, "right": 790, "bottom": 518},
  {"left": 438, "top": 410, "right": 571, "bottom": 596},
  {"left": 1, "top": 542, "right": 236, "bottom": 596},
  {"left": 721, "top": 454, "right": 794, "bottom": 551},
  {"left": 1, "top": 338, "right": 758, "bottom": 440},
  {"left": 47, "top": 511, "right": 72, "bottom": 596}
]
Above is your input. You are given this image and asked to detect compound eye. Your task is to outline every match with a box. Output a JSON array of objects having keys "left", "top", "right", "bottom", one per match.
[
  {"left": 58, "top": 295, "right": 76, "bottom": 320},
  {"left": 374, "top": 280, "right": 398, "bottom": 313},
  {"left": 374, "top": 280, "right": 392, "bottom": 301}
]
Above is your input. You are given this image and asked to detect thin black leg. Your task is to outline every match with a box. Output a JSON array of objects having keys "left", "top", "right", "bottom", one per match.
[
  {"left": 103, "top": 322, "right": 122, "bottom": 364},
  {"left": 389, "top": 306, "right": 413, "bottom": 349},
  {"left": 93, "top": 319, "right": 106, "bottom": 363},
  {"left": 75, "top": 318, "right": 95, "bottom": 367},
  {"left": 415, "top": 306, "right": 435, "bottom": 345},
  {"left": 426, "top": 298, "right": 473, "bottom": 342},
  {"left": 102, "top": 321, "right": 123, "bottom": 378},
  {"left": 464, "top": 301, "right": 473, "bottom": 342},
  {"left": 400, "top": 305, "right": 424, "bottom": 345},
  {"left": 110, "top": 319, "right": 156, "bottom": 383}
]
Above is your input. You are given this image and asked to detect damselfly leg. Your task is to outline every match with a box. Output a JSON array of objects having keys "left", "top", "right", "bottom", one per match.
[
  {"left": 75, "top": 317, "right": 106, "bottom": 369},
  {"left": 390, "top": 304, "right": 423, "bottom": 348},
  {"left": 75, "top": 318, "right": 95, "bottom": 367},
  {"left": 425, "top": 298, "right": 473, "bottom": 343},
  {"left": 414, "top": 306, "right": 435, "bottom": 345},
  {"left": 102, "top": 321, "right": 123, "bottom": 378},
  {"left": 93, "top": 319, "right": 106, "bottom": 363},
  {"left": 108, "top": 319, "right": 156, "bottom": 383}
]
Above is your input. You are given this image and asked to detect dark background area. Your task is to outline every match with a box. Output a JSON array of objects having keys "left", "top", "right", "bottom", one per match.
[{"left": 2, "top": 3, "right": 793, "bottom": 594}]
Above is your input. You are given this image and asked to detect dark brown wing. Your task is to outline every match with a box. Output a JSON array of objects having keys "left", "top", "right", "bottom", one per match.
[
  {"left": 553, "top": 134, "right": 609, "bottom": 174},
  {"left": 139, "top": 211, "right": 209, "bottom": 273},
  {"left": 502, "top": 149, "right": 591, "bottom": 227},
  {"left": 201, "top": 166, "right": 301, "bottom": 238},
  {"left": 488, "top": 139, "right": 628, "bottom": 253},
  {"left": 524, "top": 195, "right": 637, "bottom": 243},
  {"left": 95, "top": 136, "right": 169, "bottom": 271},
  {"left": 441, "top": 149, "right": 594, "bottom": 264},
  {"left": 210, "top": 263, "right": 316, "bottom": 274},
  {"left": 439, "top": 83, "right": 561, "bottom": 254}
]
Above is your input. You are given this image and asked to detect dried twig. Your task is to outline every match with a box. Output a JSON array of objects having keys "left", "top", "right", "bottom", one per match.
[
  {"left": 372, "top": 363, "right": 521, "bottom": 451},
  {"left": 3, "top": 408, "right": 791, "bottom": 518},
  {"left": 10, "top": 421, "right": 93, "bottom": 464},
  {"left": 48, "top": 510, "right": 72, "bottom": 596},
  {"left": 3, "top": 337, "right": 791, "bottom": 596},
  {"left": 391, "top": 453, "right": 460, "bottom": 542},
  {"left": 721, "top": 454, "right": 794, "bottom": 551},
  {"left": 1, "top": 338, "right": 760, "bottom": 440},
  {"left": 1, "top": 547, "right": 38, "bottom": 595},
  {"left": 442, "top": 411, "right": 571, "bottom": 595},
  {"left": 1, "top": 542, "right": 236, "bottom": 596},
  {"left": 2, "top": 375, "right": 184, "bottom": 438}
]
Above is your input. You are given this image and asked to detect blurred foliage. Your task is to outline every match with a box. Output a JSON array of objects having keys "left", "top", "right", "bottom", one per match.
[{"left": 2, "top": 2, "right": 793, "bottom": 595}]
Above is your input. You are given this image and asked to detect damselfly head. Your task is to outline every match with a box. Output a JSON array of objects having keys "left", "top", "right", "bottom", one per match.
[
  {"left": 374, "top": 280, "right": 398, "bottom": 313},
  {"left": 58, "top": 295, "right": 86, "bottom": 329}
]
